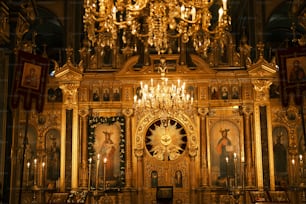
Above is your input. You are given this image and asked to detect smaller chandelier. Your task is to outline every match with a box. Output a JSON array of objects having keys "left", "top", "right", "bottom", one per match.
[{"left": 134, "top": 57, "right": 193, "bottom": 116}]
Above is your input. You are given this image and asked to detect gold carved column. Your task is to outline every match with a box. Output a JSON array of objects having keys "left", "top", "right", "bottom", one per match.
[
  {"left": 241, "top": 105, "right": 253, "bottom": 187},
  {"left": 134, "top": 148, "right": 144, "bottom": 204},
  {"left": 252, "top": 79, "right": 273, "bottom": 189},
  {"left": 189, "top": 148, "right": 197, "bottom": 203},
  {"left": 79, "top": 108, "right": 89, "bottom": 188},
  {"left": 122, "top": 109, "right": 133, "bottom": 188},
  {"left": 59, "top": 83, "right": 80, "bottom": 190},
  {"left": 198, "top": 108, "right": 209, "bottom": 186},
  {"left": 55, "top": 48, "right": 83, "bottom": 191}
]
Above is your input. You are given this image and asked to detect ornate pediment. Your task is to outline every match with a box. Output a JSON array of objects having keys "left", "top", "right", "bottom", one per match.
[
  {"left": 55, "top": 63, "right": 83, "bottom": 82},
  {"left": 54, "top": 49, "right": 83, "bottom": 82},
  {"left": 247, "top": 56, "right": 278, "bottom": 78}
]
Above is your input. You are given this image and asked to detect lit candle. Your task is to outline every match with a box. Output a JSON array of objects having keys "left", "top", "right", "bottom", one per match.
[
  {"left": 241, "top": 156, "right": 245, "bottom": 189},
  {"left": 191, "top": 6, "right": 196, "bottom": 21},
  {"left": 112, "top": 6, "right": 117, "bottom": 20},
  {"left": 300, "top": 154, "right": 303, "bottom": 164},
  {"left": 103, "top": 158, "right": 107, "bottom": 191},
  {"left": 180, "top": 5, "right": 185, "bottom": 19},
  {"left": 42, "top": 162, "right": 45, "bottom": 187},
  {"left": 225, "top": 156, "right": 230, "bottom": 188},
  {"left": 292, "top": 159, "right": 296, "bottom": 185},
  {"left": 96, "top": 154, "right": 100, "bottom": 190},
  {"left": 134, "top": 95, "right": 137, "bottom": 102},
  {"left": 222, "top": 0, "right": 227, "bottom": 11},
  {"left": 233, "top": 153, "right": 238, "bottom": 187},
  {"left": 27, "top": 161, "right": 31, "bottom": 187},
  {"left": 218, "top": 8, "right": 224, "bottom": 23},
  {"left": 88, "top": 157, "right": 92, "bottom": 191},
  {"left": 34, "top": 158, "right": 37, "bottom": 186}
]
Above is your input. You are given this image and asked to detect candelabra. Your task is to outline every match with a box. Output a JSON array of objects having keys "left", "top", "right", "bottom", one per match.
[
  {"left": 83, "top": 0, "right": 231, "bottom": 55},
  {"left": 89, "top": 155, "right": 109, "bottom": 204}
]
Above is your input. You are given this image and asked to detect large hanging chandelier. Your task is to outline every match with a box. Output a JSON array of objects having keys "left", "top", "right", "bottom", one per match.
[
  {"left": 133, "top": 57, "right": 194, "bottom": 117},
  {"left": 83, "top": 0, "right": 231, "bottom": 55}
]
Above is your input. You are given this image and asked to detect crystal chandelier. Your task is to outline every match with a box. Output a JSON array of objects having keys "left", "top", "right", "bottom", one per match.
[
  {"left": 133, "top": 57, "right": 193, "bottom": 116},
  {"left": 83, "top": 0, "right": 231, "bottom": 55}
]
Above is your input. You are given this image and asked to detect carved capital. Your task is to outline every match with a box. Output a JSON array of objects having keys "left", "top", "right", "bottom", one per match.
[
  {"left": 241, "top": 105, "right": 253, "bottom": 116},
  {"left": 134, "top": 148, "right": 143, "bottom": 158},
  {"left": 79, "top": 108, "right": 89, "bottom": 118},
  {"left": 252, "top": 79, "right": 272, "bottom": 102},
  {"left": 198, "top": 107, "right": 209, "bottom": 117},
  {"left": 189, "top": 146, "right": 198, "bottom": 158},
  {"left": 60, "top": 83, "right": 79, "bottom": 105},
  {"left": 122, "top": 108, "right": 133, "bottom": 117}
]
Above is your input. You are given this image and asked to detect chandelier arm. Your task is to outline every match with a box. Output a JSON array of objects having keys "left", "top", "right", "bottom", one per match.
[
  {"left": 113, "top": 21, "right": 128, "bottom": 27},
  {"left": 179, "top": 16, "right": 200, "bottom": 24},
  {"left": 167, "top": 33, "right": 181, "bottom": 38}
]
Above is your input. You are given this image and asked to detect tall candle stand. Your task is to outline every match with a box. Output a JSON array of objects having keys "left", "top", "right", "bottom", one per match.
[
  {"left": 32, "top": 158, "right": 39, "bottom": 204},
  {"left": 230, "top": 153, "right": 240, "bottom": 204}
]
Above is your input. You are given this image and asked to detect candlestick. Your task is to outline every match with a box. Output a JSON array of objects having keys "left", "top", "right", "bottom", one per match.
[
  {"left": 96, "top": 154, "right": 100, "bottom": 190},
  {"left": 103, "top": 157, "right": 107, "bottom": 191}
]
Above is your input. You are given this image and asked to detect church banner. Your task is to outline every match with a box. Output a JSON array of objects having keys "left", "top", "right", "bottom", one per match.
[{"left": 11, "top": 50, "right": 49, "bottom": 112}]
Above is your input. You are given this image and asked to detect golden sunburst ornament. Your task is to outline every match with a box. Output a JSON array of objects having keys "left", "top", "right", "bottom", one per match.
[{"left": 146, "top": 118, "right": 187, "bottom": 161}]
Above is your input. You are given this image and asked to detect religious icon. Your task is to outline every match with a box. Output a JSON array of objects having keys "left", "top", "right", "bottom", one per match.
[
  {"left": 112, "top": 88, "right": 121, "bottom": 101},
  {"left": 21, "top": 62, "right": 42, "bottom": 90}
]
